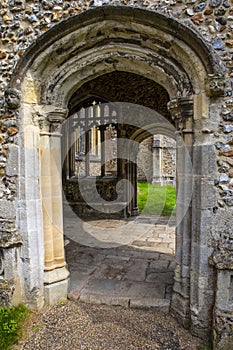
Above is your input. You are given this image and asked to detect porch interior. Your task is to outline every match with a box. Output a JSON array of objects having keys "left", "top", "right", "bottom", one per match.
[
  {"left": 62, "top": 71, "right": 176, "bottom": 310},
  {"left": 64, "top": 211, "right": 176, "bottom": 311}
]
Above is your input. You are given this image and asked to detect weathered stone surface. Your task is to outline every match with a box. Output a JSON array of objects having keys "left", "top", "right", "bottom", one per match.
[
  {"left": 5, "top": 145, "right": 19, "bottom": 177},
  {"left": 214, "top": 309, "right": 233, "bottom": 350},
  {"left": 193, "top": 144, "right": 218, "bottom": 175},
  {"left": 0, "top": 2, "right": 232, "bottom": 348},
  {"left": 0, "top": 277, "right": 15, "bottom": 307},
  {"left": 0, "top": 200, "right": 15, "bottom": 219},
  {"left": 0, "top": 230, "right": 22, "bottom": 248}
]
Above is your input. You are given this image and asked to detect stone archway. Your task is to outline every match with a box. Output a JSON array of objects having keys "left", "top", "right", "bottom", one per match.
[{"left": 9, "top": 6, "right": 225, "bottom": 343}]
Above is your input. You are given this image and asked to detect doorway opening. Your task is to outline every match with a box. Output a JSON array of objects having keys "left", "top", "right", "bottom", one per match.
[{"left": 62, "top": 72, "right": 177, "bottom": 308}]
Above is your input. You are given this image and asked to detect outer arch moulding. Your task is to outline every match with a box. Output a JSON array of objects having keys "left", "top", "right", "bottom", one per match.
[{"left": 9, "top": 6, "right": 225, "bottom": 101}]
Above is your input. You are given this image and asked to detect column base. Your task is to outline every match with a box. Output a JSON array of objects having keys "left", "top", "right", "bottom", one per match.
[
  {"left": 170, "top": 289, "right": 191, "bottom": 329},
  {"left": 44, "top": 266, "right": 70, "bottom": 305},
  {"left": 152, "top": 177, "right": 163, "bottom": 186},
  {"left": 131, "top": 207, "right": 139, "bottom": 216}
]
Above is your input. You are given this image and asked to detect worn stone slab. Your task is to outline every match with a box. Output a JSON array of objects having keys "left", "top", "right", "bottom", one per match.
[
  {"left": 79, "top": 293, "right": 129, "bottom": 307},
  {"left": 146, "top": 271, "right": 175, "bottom": 284},
  {"left": 64, "top": 217, "right": 176, "bottom": 311},
  {"left": 122, "top": 259, "right": 148, "bottom": 282},
  {"left": 130, "top": 297, "right": 170, "bottom": 312}
]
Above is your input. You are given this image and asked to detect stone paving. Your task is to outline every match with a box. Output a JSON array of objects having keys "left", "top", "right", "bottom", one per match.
[{"left": 64, "top": 213, "right": 176, "bottom": 312}]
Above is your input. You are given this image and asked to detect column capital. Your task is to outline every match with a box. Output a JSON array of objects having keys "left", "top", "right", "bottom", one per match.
[
  {"left": 167, "top": 96, "right": 193, "bottom": 131},
  {"left": 32, "top": 105, "right": 68, "bottom": 133},
  {"left": 47, "top": 107, "right": 68, "bottom": 133}
]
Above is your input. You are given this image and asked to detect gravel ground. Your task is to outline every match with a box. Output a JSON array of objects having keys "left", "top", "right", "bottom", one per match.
[{"left": 15, "top": 300, "right": 204, "bottom": 350}]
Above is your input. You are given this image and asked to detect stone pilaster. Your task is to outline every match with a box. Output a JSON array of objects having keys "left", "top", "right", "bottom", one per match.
[
  {"left": 38, "top": 107, "right": 70, "bottom": 304},
  {"left": 168, "top": 96, "right": 194, "bottom": 328}
]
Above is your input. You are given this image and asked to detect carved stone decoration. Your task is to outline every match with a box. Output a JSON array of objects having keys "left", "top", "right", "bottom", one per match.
[
  {"left": 47, "top": 113, "right": 66, "bottom": 133},
  {"left": 205, "top": 74, "right": 226, "bottom": 97},
  {"left": 167, "top": 96, "right": 193, "bottom": 131},
  {"left": 32, "top": 111, "right": 50, "bottom": 132},
  {"left": 32, "top": 108, "right": 67, "bottom": 133},
  {"left": 4, "top": 88, "right": 21, "bottom": 109}
]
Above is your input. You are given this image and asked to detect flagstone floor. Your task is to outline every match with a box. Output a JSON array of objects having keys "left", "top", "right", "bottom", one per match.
[{"left": 64, "top": 213, "right": 176, "bottom": 311}]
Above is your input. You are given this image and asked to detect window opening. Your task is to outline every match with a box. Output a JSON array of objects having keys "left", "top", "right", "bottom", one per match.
[{"left": 68, "top": 100, "right": 118, "bottom": 178}]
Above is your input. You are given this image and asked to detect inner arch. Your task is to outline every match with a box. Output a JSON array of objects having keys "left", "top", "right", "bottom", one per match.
[{"left": 68, "top": 71, "right": 171, "bottom": 119}]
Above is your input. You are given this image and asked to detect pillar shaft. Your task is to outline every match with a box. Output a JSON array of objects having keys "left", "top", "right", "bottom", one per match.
[
  {"left": 168, "top": 97, "right": 193, "bottom": 327},
  {"left": 50, "top": 133, "right": 65, "bottom": 267},
  {"left": 39, "top": 107, "right": 69, "bottom": 304},
  {"left": 152, "top": 136, "right": 163, "bottom": 185},
  {"left": 40, "top": 131, "right": 55, "bottom": 269}
]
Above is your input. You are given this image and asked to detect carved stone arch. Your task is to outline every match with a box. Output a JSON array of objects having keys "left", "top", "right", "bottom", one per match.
[
  {"left": 12, "top": 7, "right": 224, "bottom": 108},
  {"left": 10, "top": 6, "right": 227, "bottom": 346}
]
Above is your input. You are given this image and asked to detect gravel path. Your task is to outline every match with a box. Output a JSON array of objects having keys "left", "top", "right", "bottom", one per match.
[{"left": 16, "top": 300, "right": 203, "bottom": 350}]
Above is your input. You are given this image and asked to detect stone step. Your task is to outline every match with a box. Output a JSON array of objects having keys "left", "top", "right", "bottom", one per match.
[
  {"left": 68, "top": 276, "right": 171, "bottom": 313},
  {"left": 68, "top": 289, "right": 170, "bottom": 312}
]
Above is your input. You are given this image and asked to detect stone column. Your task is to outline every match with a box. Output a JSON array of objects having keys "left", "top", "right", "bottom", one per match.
[
  {"left": 168, "top": 97, "right": 194, "bottom": 328},
  {"left": 152, "top": 135, "right": 163, "bottom": 186},
  {"left": 39, "top": 108, "right": 69, "bottom": 305},
  {"left": 40, "top": 120, "right": 54, "bottom": 270},
  {"left": 131, "top": 142, "right": 139, "bottom": 216},
  {"left": 68, "top": 116, "right": 76, "bottom": 178}
]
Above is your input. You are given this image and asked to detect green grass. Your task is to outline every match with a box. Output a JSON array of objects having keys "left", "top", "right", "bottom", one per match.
[
  {"left": 137, "top": 182, "right": 176, "bottom": 216},
  {"left": 0, "top": 304, "right": 29, "bottom": 350}
]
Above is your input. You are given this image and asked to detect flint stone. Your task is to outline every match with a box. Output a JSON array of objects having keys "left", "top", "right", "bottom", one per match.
[
  {"left": 194, "top": 2, "right": 206, "bottom": 12},
  {"left": 212, "top": 40, "right": 224, "bottom": 49},
  {"left": 214, "top": 8, "right": 226, "bottom": 15},
  {"left": 223, "top": 114, "right": 233, "bottom": 121},
  {"left": 223, "top": 197, "right": 233, "bottom": 206},
  {"left": 224, "top": 125, "right": 233, "bottom": 133},
  {"left": 186, "top": 9, "right": 194, "bottom": 15},
  {"left": 28, "top": 14, "right": 38, "bottom": 23},
  {"left": 216, "top": 17, "right": 227, "bottom": 25},
  {"left": 210, "top": 0, "right": 222, "bottom": 7},
  {"left": 223, "top": 0, "right": 230, "bottom": 7},
  {"left": 219, "top": 173, "right": 229, "bottom": 183}
]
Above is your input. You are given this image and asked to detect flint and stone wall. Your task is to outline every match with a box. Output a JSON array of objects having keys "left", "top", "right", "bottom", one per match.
[
  {"left": 137, "top": 135, "right": 176, "bottom": 185},
  {"left": 0, "top": 1, "right": 233, "bottom": 349}
]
